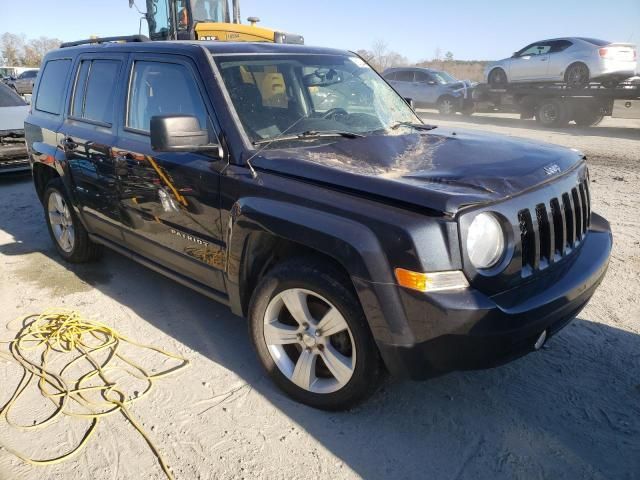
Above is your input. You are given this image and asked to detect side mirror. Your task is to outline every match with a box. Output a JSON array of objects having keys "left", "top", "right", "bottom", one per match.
[
  {"left": 150, "top": 115, "right": 219, "bottom": 154},
  {"left": 427, "top": 80, "right": 437, "bottom": 85},
  {"left": 512, "top": 52, "right": 519, "bottom": 58},
  {"left": 404, "top": 98, "right": 415, "bottom": 109}
]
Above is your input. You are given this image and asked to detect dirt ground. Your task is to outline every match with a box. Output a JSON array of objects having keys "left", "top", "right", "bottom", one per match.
[{"left": 0, "top": 113, "right": 639, "bottom": 480}]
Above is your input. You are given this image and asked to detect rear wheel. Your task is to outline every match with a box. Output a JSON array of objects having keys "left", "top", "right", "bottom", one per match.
[
  {"left": 565, "top": 63, "right": 590, "bottom": 89},
  {"left": 488, "top": 68, "right": 507, "bottom": 88},
  {"left": 43, "top": 178, "right": 101, "bottom": 263},
  {"left": 573, "top": 105, "right": 604, "bottom": 127},
  {"left": 535, "top": 99, "right": 570, "bottom": 128},
  {"left": 248, "top": 259, "right": 382, "bottom": 410}
]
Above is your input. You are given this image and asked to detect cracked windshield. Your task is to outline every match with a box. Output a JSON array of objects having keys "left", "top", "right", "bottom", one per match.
[{"left": 215, "top": 54, "right": 419, "bottom": 143}]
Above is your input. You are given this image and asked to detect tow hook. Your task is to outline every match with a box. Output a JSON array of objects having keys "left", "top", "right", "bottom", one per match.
[{"left": 534, "top": 330, "right": 547, "bottom": 350}]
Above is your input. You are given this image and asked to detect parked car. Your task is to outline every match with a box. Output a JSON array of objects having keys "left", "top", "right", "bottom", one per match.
[
  {"left": 8, "top": 69, "right": 39, "bottom": 95},
  {"left": 485, "top": 37, "right": 637, "bottom": 89},
  {"left": 26, "top": 40, "right": 611, "bottom": 410},
  {"left": 0, "top": 83, "right": 30, "bottom": 173},
  {"left": 383, "top": 67, "right": 475, "bottom": 114}
]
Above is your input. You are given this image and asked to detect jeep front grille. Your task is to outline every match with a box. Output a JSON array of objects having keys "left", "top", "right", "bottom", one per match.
[{"left": 517, "top": 179, "right": 590, "bottom": 276}]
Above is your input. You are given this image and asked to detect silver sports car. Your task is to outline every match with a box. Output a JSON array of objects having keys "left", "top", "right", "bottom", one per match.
[{"left": 485, "top": 37, "right": 637, "bottom": 88}]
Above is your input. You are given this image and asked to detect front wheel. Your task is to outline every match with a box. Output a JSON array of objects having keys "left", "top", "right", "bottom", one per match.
[
  {"left": 488, "top": 68, "right": 507, "bottom": 88},
  {"left": 248, "top": 259, "right": 383, "bottom": 410}
]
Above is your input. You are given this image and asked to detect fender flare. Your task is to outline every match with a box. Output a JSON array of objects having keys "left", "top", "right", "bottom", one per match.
[{"left": 226, "top": 197, "right": 412, "bottom": 345}]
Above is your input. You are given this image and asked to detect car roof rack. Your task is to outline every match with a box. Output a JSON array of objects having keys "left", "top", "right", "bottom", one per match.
[{"left": 60, "top": 35, "right": 150, "bottom": 48}]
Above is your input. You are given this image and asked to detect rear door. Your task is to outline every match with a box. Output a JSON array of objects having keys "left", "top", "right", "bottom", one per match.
[
  {"left": 387, "top": 70, "right": 416, "bottom": 100},
  {"left": 61, "top": 54, "right": 127, "bottom": 241},
  {"left": 114, "top": 54, "right": 227, "bottom": 293},
  {"left": 510, "top": 42, "right": 551, "bottom": 81},
  {"left": 546, "top": 40, "right": 574, "bottom": 80},
  {"left": 413, "top": 71, "right": 438, "bottom": 105}
]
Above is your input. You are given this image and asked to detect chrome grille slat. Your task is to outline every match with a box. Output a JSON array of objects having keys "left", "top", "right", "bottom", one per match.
[
  {"left": 518, "top": 179, "right": 591, "bottom": 277},
  {"left": 572, "top": 187, "right": 583, "bottom": 241},
  {"left": 562, "top": 192, "right": 575, "bottom": 248}
]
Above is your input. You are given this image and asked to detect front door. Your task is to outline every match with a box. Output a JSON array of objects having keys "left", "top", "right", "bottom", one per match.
[
  {"left": 61, "top": 54, "right": 127, "bottom": 241},
  {"left": 510, "top": 42, "right": 551, "bottom": 81},
  {"left": 413, "top": 71, "right": 438, "bottom": 105},
  {"left": 115, "top": 55, "right": 227, "bottom": 293}
]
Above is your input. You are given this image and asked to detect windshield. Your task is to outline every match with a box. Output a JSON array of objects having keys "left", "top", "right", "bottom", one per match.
[
  {"left": 0, "top": 67, "right": 16, "bottom": 78},
  {"left": 0, "top": 84, "right": 27, "bottom": 107},
  {"left": 431, "top": 71, "right": 457, "bottom": 84},
  {"left": 214, "top": 54, "right": 420, "bottom": 144},
  {"left": 189, "top": 0, "right": 228, "bottom": 22}
]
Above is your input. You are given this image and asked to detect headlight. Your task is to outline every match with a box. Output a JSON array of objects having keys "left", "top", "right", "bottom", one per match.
[{"left": 466, "top": 213, "right": 506, "bottom": 269}]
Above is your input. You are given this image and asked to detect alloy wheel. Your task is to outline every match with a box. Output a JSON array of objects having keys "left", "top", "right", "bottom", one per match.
[
  {"left": 263, "top": 288, "right": 356, "bottom": 394},
  {"left": 48, "top": 191, "right": 75, "bottom": 253}
]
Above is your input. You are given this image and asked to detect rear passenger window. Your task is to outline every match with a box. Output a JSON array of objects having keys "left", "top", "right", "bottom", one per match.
[
  {"left": 395, "top": 71, "right": 415, "bottom": 82},
  {"left": 35, "top": 59, "right": 71, "bottom": 115},
  {"left": 71, "top": 59, "right": 120, "bottom": 125},
  {"left": 127, "top": 61, "right": 207, "bottom": 132}
]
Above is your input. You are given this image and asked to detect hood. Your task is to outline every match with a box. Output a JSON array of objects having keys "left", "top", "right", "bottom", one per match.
[
  {"left": 253, "top": 128, "right": 584, "bottom": 215},
  {"left": 0, "top": 105, "right": 29, "bottom": 133}
]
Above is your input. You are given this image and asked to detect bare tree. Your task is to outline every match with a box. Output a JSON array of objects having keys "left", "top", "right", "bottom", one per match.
[
  {"left": 23, "top": 37, "right": 61, "bottom": 67},
  {"left": 1, "top": 33, "right": 26, "bottom": 66},
  {"left": 365, "top": 39, "right": 408, "bottom": 72},
  {"left": 433, "top": 47, "right": 442, "bottom": 61},
  {"left": 1, "top": 33, "right": 60, "bottom": 67}
]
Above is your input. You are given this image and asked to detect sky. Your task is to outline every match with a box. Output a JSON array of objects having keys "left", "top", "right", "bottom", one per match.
[{"left": 1, "top": 0, "right": 639, "bottom": 62}]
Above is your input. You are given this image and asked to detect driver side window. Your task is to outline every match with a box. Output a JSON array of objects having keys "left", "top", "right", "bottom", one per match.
[
  {"left": 519, "top": 43, "right": 551, "bottom": 56},
  {"left": 413, "top": 71, "right": 432, "bottom": 84}
]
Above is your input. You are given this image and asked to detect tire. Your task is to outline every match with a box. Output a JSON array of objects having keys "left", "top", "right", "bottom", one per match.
[
  {"left": 248, "top": 258, "right": 383, "bottom": 410},
  {"left": 564, "top": 63, "right": 590, "bottom": 89},
  {"left": 601, "top": 79, "right": 619, "bottom": 89},
  {"left": 573, "top": 106, "right": 604, "bottom": 127},
  {"left": 43, "top": 178, "right": 102, "bottom": 263},
  {"left": 488, "top": 68, "right": 507, "bottom": 88},
  {"left": 437, "top": 96, "right": 457, "bottom": 115},
  {"left": 461, "top": 104, "right": 475, "bottom": 116},
  {"left": 535, "top": 99, "right": 570, "bottom": 128}
]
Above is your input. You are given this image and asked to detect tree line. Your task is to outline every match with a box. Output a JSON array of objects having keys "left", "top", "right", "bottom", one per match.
[
  {"left": 1, "top": 33, "right": 488, "bottom": 81},
  {"left": 357, "top": 40, "right": 489, "bottom": 82},
  {"left": 1, "top": 33, "right": 61, "bottom": 67}
]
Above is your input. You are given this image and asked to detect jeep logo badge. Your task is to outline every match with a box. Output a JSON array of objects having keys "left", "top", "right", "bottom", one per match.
[{"left": 544, "top": 163, "right": 561, "bottom": 176}]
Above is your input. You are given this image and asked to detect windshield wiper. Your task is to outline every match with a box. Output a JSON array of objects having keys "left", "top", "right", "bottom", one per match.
[
  {"left": 390, "top": 121, "right": 437, "bottom": 131},
  {"left": 252, "top": 130, "right": 365, "bottom": 146}
]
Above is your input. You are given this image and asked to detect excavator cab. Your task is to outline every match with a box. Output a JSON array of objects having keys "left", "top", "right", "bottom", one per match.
[{"left": 143, "top": 0, "right": 304, "bottom": 44}]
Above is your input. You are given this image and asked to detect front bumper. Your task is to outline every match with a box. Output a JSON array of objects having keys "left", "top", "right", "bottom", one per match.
[
  {"left": 0, "top": 137, "right": 29, "bottom": 173},
  {"left": 375, "top": 213, "right": 612, "bottom": 380}
]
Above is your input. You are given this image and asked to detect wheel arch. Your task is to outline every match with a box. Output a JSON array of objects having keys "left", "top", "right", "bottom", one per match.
[
  {"left": 563, "top": 61, "right": 590, "bottom": 82},
  {"left": 488, "top": 66, "right": 508, "bottom": 84},
  {"left": 33, "top": 162, "right": 62, "bottom": 202},
  {"left": 226, "top": 197, "right": 409, "bottom": 346}
]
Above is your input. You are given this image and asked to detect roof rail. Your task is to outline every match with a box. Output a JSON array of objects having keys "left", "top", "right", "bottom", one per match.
[{"left": 60, "top": 35, "right": 150, "bottom": 49}]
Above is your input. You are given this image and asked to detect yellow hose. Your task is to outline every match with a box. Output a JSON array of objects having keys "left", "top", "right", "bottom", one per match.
[{"left": 0, "top": 309, "right": 190, "bottom": 479}]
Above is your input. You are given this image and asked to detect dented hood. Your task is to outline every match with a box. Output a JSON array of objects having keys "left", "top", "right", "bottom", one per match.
[{"left": 253, "top": 128, "right": 585, "bottom": 215}]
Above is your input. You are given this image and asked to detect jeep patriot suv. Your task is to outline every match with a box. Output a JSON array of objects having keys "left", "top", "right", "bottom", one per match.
[{"left": 25, "top": 39, "right": 612, "bottom": 410}]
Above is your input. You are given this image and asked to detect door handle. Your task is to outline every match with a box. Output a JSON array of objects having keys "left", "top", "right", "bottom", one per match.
[{"left": 540, "top": 58, "right": 548, "bottom": 61}]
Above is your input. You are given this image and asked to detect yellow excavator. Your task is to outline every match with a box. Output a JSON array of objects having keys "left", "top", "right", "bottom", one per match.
[{"left": 132, "top": 0, "right": 304, "bottom": 44}]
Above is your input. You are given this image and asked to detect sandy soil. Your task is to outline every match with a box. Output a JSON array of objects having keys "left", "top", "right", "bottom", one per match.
[{"left": 0, "top": 114, "right": 639, "bottom": 480}]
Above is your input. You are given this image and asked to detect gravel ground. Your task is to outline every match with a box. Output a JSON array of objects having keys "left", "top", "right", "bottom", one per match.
[{"left": 0, "top": 113, "right": 639, "bottom": 480}]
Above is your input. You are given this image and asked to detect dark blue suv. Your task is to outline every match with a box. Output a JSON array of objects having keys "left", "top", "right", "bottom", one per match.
[{"left": 25, "top": 38, "right": 611, "bottom": 410}]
